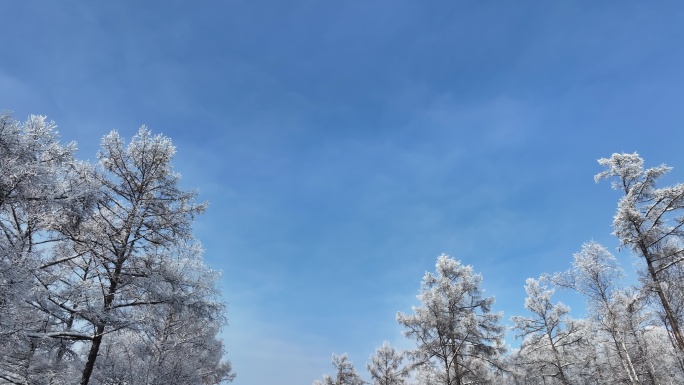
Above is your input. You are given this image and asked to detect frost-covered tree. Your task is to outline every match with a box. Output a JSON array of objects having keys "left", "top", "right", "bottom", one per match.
[
  {"left": 92, "top": 256, "right": 234, "bottom": 385},
  {"left": 367, "top": 341, "right": 409, "bottom": 385},
  {"left": 638, "top": 325, "right": 684, "bottom": 384},
  {"left": 596, "top": 152, "right": 684, "bottom": 351},
  {"left": 612, "top": 292, "right": 672, "bottom": 384},
  {"left": 17, "top": 127, "right": 233, "bottom": 385},
  {"left": 397, "top": 254, "right": 505, "bottom": 385},
  {"left": 0, "top": 115, "right": 232, "bottom": 384},
  {"left": 314, "top": 354, "right": 366, "bottom": 385},
  {"left": 56, "top": 128, "right": 214, "bottom": 385},
  {"left": 652, "top": 260, "right": 684, "bottom": 359},
  {"left": 552, "top": 242, "right": 643, "bottom": 384},
  {"left": 512, "top": 278, "right": 584, "bottom": 385},
  {"left": 0, "top": 113, "right": 94, "bottom": 384}
]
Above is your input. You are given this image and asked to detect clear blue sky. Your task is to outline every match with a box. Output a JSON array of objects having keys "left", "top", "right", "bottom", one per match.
[{"left": 3, "top": 2, "right": 684, "bottom": 384}]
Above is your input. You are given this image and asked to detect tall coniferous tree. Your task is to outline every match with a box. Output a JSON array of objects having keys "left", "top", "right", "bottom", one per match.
[
  {"left": 596, "top": 152, "right": 684, "bottom": 352},
  {"left": 367, "top": 341, "right": 409, "bottom": 385},
  {"left": 397, "top": 254, "right": 505, "bottom": 385},
  {"left": 314, "top": 354, "right": 366, "bottom": 385},
  {"left": 64, "top": 128, "right": 209, "bottom": 385}
]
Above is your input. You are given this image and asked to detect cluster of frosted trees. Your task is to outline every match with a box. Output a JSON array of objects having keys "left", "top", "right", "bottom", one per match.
[
  {"left": 0, "top": 114, "right": 234, "bottom": 385},
  {"left": 315, "top": 153, "right": 684, "bottom": 385}
]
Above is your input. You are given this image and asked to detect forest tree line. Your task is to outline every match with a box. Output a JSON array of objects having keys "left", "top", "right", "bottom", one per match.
[
  {"left": 0, "top": 113, "right": 234, "bottom": 385},
  {"left": 4, "top": 111, "right": 684, "bottom": 385},
  {"left": 314, "top": 152, "right": 684, "bottom": 385}
]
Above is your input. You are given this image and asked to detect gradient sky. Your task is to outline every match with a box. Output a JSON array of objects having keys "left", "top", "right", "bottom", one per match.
[{"left": 3, "top": 2, "right": 684, "bottom": 384}]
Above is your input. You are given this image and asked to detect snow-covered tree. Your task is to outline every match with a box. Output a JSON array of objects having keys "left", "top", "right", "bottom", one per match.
[
  {"left": 638, "top": 325, "right": 684, "bottom": 384},
  {"left": 367, "top": 341, "right": 409, "bottom": 385},
  {"left": 92, "top": 257, "right": 234, "bottom": 385},
  {"left": 15, "top": 127, "right": 233, "bottom": 384},
  {"left": 59, "top": 128, "right": 215, "bottom": 384},
  {"left": 0, "top": 114, "right": 232, "bottom": 384},
  {"left": 314, "top": 354, "right": 366, "bottom": 385},
  {"left": 397, "top": 254, "right": 505, "bottom": 385},
  {"left": 511, "top": 278, "right": 584, "bottom": 385},
  {"left": 596, "top": 152, "right": 684, "bottom": 351},
  {"left": 0, "top": 113, "right": 94, "bottom": 384},
  {"left": 551, "top": 242, "right": 643, "bottom": 384}
]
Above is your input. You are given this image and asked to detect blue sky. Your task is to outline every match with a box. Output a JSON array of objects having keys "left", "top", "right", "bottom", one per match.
[{"left": 3, "top": 1, "right": 684, "bottom": 384}]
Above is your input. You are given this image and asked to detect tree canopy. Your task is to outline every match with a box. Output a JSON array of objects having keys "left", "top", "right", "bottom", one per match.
[
  {"left": 313, "top": 153, "right": 684, "bottom": 385},
  {"left": 0, "top": 113, "right": 233, "bottom": 385}
]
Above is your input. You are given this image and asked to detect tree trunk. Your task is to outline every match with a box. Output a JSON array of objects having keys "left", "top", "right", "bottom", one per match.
[
  {"left": 617, "top": 335, "right": 639, "bottom": 385},
  {"left": 609, "top": 324, "right": 639, "bottom": 385},
  {"left": 80, "top": 261, "right": 122, "bottom": 385},
  {"left": 547, "top": 330, "right": 570, "bottom": 385},
  {"left": 452, "top": 351, "right": 461, "bottom": 385},
  {"left": 79, "top": 325, "right": 105, "bottom": 385},
  {"left": 641, "top": 242, "right": 684, "bottom": 352}
]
